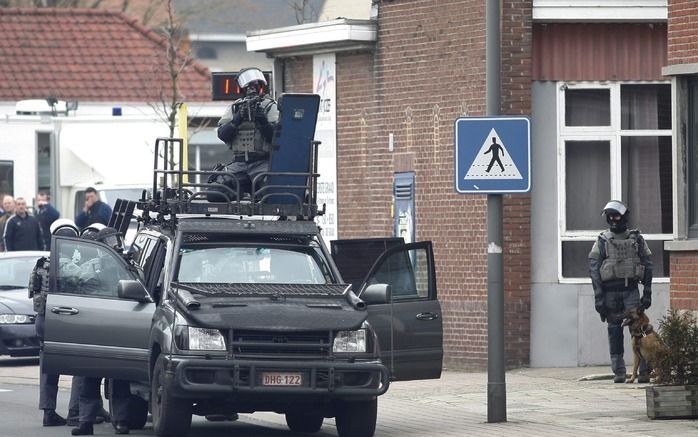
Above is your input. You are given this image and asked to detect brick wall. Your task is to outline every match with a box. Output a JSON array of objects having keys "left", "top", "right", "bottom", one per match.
[
  {"left": 669, "top": 252, "right": 698, "bottom": 311},
  {"left": 281, "top": 0, "right": 533, "bottom": 369},
  {"left": 667, "top": 0, "right": 698, "bottom": 65},
  {"left": 501, "top": 0, "right": 533, "bottom": 368}
]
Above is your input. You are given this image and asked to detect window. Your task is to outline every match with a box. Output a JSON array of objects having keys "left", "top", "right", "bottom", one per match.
[
  {"left": 688, "top": 78, "right": 698, "bottom": 236},
  {"left": 196, "top": 46, "right": 217, "bottom": 60},
  {"left": 0, "top": 161, "right": 13, "bottom": 197},
  {"left": 367, "top": 247, "right": 430, "bottom": 300},
  {"left": 54, "top": 239, "right": 133, "bottom": 297},
  {"left": 176, "top": 246, "right": 328, "bottom": 285},
  {"left": 560, "top": 82, "right": 672, "bottom": 280}
]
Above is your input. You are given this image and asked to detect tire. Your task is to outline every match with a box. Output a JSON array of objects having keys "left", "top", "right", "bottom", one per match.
[
  {"left": 127, "top": 395, "right": 149, "bottom": 430},
  {"left": 151, "top": 355, "right": 192, "bottom": 437},
  {"left": 335, "top": 399, "right": 377, "bottom": 437},
  {"left": 285, "top": 411, "right": 324, "bottom": 433}
]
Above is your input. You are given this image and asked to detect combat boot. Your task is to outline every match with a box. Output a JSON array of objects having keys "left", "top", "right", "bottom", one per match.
[
  {"left": 637, "top": 373, "right": 650, "bottom": 383},
  {"left": 66, "top": 409, "right": 79, "bottom": 426},
  {"left": 71, "top": 422, "right": 94, "bottom": 436},
  {"left": 43, "top": 409, "right": 67, "bottom": 426},
  {"left": 613, "top": 372, "right": 626, "bottom": 383},
  {"left": 114, "top": 421, "right": 130, "bottom": 434}
]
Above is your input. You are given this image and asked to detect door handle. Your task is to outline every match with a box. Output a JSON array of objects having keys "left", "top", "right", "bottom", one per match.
[
  {"left": 416, "top": 312, "right": 438, "bottom": 321},
  {"left": 50, "top": 307, "right": 79, "bottom": 315}
]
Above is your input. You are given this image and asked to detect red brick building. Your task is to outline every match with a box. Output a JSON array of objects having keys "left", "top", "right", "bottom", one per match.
[
  {"left": 663, "top": 1, "right": 698, "bottom": 312},
  {"left": 248, "top": 0, "right": 673, "bottom": 369}
]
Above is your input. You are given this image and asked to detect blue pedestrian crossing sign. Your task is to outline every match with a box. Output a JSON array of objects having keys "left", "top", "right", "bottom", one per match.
[{"left": 454, "top": 116, "right": 531, "bottom": 194}]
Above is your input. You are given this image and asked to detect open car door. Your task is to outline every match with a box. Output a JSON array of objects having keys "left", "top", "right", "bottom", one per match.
[
  {"left": 331, "top": 239, "right": 443, "bottom": 381},
  {"left": 42, "top": 235, "right": 155, "bottom": 381}
]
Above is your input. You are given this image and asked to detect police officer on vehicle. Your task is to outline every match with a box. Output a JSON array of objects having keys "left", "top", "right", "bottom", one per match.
[
  {"left": 589, "top": 200, "right": 653, "bottom": 383},
  {"left": 213, "top": 67, "right": 279, "bottom": 199}
]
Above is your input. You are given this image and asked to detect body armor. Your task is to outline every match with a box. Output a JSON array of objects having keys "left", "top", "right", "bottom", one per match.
[
  {"left": 599, "top": 230, "right": 645, "bottom": 283},
  {"left": 28, "top": 256, "right": 50, "bottom": 315},
  {"left": 229, "top": 97, "right": 277, "bottom": 156}
]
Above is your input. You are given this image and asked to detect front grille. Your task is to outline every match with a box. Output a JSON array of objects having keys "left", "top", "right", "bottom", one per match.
[{"left": 230, "top": 330, "right": 332, "bottom": 359}]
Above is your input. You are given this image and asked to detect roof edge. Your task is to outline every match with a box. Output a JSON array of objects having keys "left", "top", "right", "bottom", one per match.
[{"left": 113, "top": 11, "right": 210, "bottom": 79}]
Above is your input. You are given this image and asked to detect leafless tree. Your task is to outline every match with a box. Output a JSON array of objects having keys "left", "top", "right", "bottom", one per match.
[{"left": 287, "top": 0, "right": 319, "bottom": 24}]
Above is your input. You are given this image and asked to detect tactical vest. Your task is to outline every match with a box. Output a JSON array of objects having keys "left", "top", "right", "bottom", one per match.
[
  {"left": 229, "top": 98, "right": 275, "bottom": 156},
  {"left": 599, "top": 230, "right": 645, "bottom": 283},
  {"left": 28, "top": 256, "right": 50, "bottom": 315}
]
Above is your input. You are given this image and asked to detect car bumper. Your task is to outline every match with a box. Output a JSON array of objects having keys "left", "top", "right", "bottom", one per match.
[
  {"left": 166, "top": 356, "right": 390, "bottom": 398},
  {"left": 0, "top": 324, "right": 40, "bottom": 357}
]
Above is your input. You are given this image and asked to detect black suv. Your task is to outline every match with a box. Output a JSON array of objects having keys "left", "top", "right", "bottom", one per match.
[{"left": 41, "top": 97, "right": 443, "bottom": 437}]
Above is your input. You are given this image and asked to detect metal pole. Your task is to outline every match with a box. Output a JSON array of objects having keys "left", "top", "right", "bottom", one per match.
[{"left": 486, "top": 0, "right": 506, "bottom": 423}]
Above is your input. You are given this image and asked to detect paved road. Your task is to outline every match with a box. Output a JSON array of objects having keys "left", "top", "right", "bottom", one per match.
[{"left": 1, "top": 357, "right": 697, "bottom": 437}]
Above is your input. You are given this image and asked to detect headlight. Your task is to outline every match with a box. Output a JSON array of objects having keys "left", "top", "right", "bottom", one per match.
[
  {"left": 186, "top": 327, "right": 226, "bottom": 351},
  {"left": 333, "top": 329, "right": 367, "bottom": 353},
  {"left": 0, "top": 314, "right": 34, "bottom": 324}
]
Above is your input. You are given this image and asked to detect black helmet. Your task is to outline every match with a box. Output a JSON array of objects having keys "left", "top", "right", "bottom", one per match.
[
  {"left": 94, "top": 227, "right": 124, "bottom": 252},
  {"left": 601, "top": 200, "right": 629, "bottom": 233},
  {"left": 50, "top": 218, "right": 79, "bottom": 237}
]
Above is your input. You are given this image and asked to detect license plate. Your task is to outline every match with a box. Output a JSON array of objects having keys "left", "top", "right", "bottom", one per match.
[{"left": 261, "top": 372, "right": 303, "bottom": 386}]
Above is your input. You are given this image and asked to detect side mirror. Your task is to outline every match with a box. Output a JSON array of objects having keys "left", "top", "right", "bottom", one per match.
[
  {"left": 117, "top": 280, "right": 151, "bottom": 303},
  {"left": 360, "top": 284, "right": 391, "bottom": 305}
]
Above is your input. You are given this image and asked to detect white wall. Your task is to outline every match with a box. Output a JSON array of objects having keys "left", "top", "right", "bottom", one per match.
[
  {"left": 318, "top": 0, "right": 373, "bottom": 21},
  {"left": 530, "top": 82, "right": 669, "bottom": 367}
]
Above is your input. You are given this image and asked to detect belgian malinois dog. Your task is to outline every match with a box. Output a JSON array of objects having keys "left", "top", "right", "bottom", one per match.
[{"left": 622, "top": 307, "right": 663, "bottom": 383}]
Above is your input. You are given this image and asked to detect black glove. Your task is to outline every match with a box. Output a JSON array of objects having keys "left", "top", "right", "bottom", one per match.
[
  {"left": 640, "top": 290, "right": 652, "bottom": 310},
  {"left": 595, "top": 298, "right": 606, "bottom": 322},
  {"left": 237, "top": 103, "right": 250, "bottom": 121},
  {"left": 230, "top": 111, "right": 243, "bottom": 127},
  {"left": 254, "top": 103, "right": 268, "bottom": 121}
]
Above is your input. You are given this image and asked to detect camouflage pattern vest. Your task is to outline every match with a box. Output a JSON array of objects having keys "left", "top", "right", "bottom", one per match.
[
  {"left": 229, "top": 97, "right": 276, "bottom": 156},
  {"left": 599, "top": 230, "right": 645, "bottom": 283},
  {"left": 28, "top": 256, "right": 50, "bottom": 315}
]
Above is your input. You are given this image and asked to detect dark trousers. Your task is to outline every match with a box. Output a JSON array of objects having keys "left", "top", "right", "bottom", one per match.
[
  {"left": 36, "top": 314, "right": 79, "bottom": 411},
  {"left": 604, "top": 288, "right": 648, "bottom": 375},
  {"left": 79, "top": 378, "right": 130, "bottom": 424}
]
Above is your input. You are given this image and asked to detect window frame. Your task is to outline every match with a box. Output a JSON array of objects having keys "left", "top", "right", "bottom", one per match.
[{"left": 557, "top": 81, "right": 672, "bottom": 283}]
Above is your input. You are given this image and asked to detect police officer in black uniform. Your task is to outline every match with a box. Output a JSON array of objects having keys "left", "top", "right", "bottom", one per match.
[
  {"left": 31, "top": 219, "right": 76, "bottom": 426},
  {"left": 71, "top": 227, "right": 131, "bottom": 435},
  {"left": 589, "top": 200, "right": 653, "bottom": 383},
  {"left": 212, "top": 67, "right": 279, "bottom": 199}
]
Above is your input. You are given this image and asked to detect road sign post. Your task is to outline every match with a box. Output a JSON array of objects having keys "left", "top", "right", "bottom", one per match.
[{"left": 454, "top": 114, "right": 531, "bottom": 424}]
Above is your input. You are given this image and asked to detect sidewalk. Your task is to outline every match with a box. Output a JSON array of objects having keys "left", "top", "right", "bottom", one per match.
[
  {"left": 2, "top": 358, "right": 696, "bottom": 436},
  {"left": 372, "top": 366, "right": 698, "bottom": 437}
]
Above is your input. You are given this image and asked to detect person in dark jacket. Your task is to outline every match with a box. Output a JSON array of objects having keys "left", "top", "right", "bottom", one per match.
[
  {"left": 34, "top": 192, "right": 60, "bottom": 250},
  {"left": 75, "top": 187, "right": 112, "bottom": 229},
  {"left": 3, "top": 197, "right": 44, "bottom": 251},
  {"left": 0, "top": 195, "right": 16, "bottom": 251}
]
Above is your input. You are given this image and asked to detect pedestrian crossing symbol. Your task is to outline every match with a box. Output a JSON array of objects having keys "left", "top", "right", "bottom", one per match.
[
  {"left": 454, "top": 116, "right": 530, "bottom": 194},
  {"left": 464, "top": 128, "right": 522, "bottom": 180}
]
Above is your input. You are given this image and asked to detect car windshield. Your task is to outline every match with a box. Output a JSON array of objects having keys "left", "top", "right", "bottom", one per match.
[
  {"left": 0, "top": 255, "right": 41, "bottom": 289},
  {"left": 176, "top": 246, "right": 328, "bottom": 285}
]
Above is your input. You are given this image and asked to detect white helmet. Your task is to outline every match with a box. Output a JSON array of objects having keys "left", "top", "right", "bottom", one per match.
[
  {"left": 50, "top": 218, "right": 79, "bottom": 237},
  {"left": 236, "top": 67, "right": 267, "bottom": 89},
  {"left": 80, "top": 223, "right": 106, "bottom": 239}
]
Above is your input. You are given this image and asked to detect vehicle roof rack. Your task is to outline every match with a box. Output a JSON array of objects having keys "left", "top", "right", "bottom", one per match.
[{"left": 137, "top": 136, "right": 324, "bottom": 222}]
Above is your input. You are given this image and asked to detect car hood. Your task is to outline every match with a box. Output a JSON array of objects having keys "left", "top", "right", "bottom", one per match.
[
  {"left": 0, "top": 288, "right": 33, "bottom": 314},
  {"left": 175, "top": 283, "right": 367, "bottom": 332}
]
